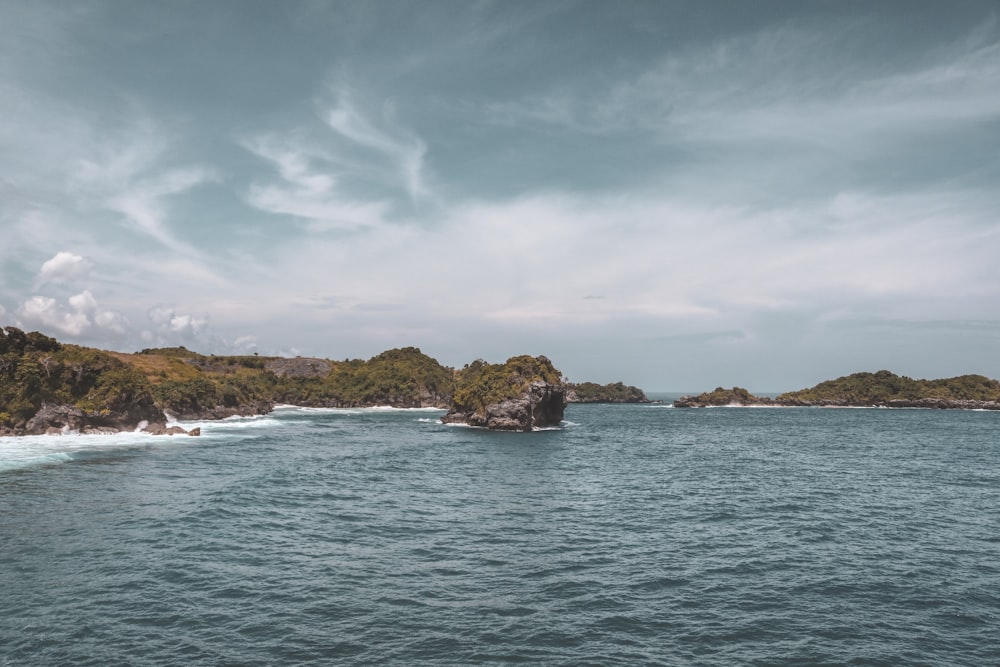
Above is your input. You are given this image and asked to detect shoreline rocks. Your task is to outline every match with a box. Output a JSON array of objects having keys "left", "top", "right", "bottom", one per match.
[{"left": 8, "top": 402, "right": 203, "bottom": 437}]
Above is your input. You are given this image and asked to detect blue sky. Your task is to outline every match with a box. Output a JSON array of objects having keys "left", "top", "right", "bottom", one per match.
[{"left": 2, "top": 0, "right": 999, "bottom": 391}]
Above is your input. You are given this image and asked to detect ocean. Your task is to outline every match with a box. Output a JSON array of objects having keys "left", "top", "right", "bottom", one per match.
[{"left": 1, "top": 401, "right": 998, "bottom": 666}]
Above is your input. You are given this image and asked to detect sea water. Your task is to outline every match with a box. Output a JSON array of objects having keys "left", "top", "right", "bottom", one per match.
[{"left": 1, "top": 402, "right": 998, "bottom": 665}]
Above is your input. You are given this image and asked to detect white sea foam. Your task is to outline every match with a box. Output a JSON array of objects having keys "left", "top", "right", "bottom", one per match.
[
  {"left": 176, "top": 414, "right": 283, "bottom": 432},
  {"left": 0, "top": 431, "right": 168, "bottom": 473},
  {"left": 273, "top": 404, "right": 444, "bottom": 415}
]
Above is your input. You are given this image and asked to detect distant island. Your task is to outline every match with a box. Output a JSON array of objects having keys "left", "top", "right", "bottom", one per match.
[
  {"left": 0, "top": 326, "right": 647, "bottom": 435},
  {"left": 675, "top": 370, "right": 1000, "bottom": 410}
]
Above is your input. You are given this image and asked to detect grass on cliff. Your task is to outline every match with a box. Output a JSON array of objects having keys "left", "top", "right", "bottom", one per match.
[{"left": 450, "top": 355, "right": 562, "bottom": 416}]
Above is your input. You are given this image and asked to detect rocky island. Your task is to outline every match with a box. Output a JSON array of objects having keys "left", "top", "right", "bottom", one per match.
[
  {"left": 441, "top": 355, "right": 567, "bottom": 431},
  {"left": 675, "top": 370, "right": 1000, "bottom": 410},
  {"left": 565, "top": 381, "right": 649, "bottom": 404}
]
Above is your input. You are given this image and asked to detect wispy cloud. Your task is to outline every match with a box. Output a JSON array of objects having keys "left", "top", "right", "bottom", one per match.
[
  {"left": 103, "top": 166, "right": 217, "bottom": 253},
  {"left": 244, "top": 137, "right": 389, "bottom": 231},
  {"left": 242, "top": 79, "right": 436, "bottom": 232},
  {"left": 324, "top": 86, "right": 430, "bottom": 201}
]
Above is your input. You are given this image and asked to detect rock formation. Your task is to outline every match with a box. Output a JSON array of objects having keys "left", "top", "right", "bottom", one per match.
[
  {"left": 442, "top": 355, "right": 567, "bottom": 431},
  {"left": 442, "top": 381, "right": 566, "bottom": 431}
]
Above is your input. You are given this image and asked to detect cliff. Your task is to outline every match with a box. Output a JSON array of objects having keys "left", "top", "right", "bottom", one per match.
[
  {"left": 441, "top": 356, "right": 567, "bottom": 431},
  {"left": 0, "top": 327, "right": 177, "bottom": 436}
]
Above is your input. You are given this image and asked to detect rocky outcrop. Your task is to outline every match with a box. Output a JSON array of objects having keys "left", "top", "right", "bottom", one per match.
[
  {"left": 23, "top": 404, "right": 89, "bottom": 435},
  {"left": 442, "top": 381, "right": 567, "bottom": 431},
  {"left": 166, "top": 399, "right": 273, "bottom": 421},
  {"left": 141, "top": 422, "right": 200, "bottom": 436},
  {"left": 18, "top": 402, "right": 200, "bottom": 436},
  {"left": 674, "top": 387, "right": 766, "bottom": 408}
]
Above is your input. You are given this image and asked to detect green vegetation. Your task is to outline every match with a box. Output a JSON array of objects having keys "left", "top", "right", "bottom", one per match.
[
  {"left": 0, "top": 326, "right": 158, "bottom": 428},
  {"left": 135, "top": 345, "right": 455, "bottom": 415},
  {"left": 450, "top": 355, "right": 563, "bottom": 417},
  {"left": 779, "top": 370, "right": 1000, "bottom": 404},
  {"left": 268, "top": 347, "right": 456, "bottom": 408},
  {"left": 1, "top": 328, "right": 461, "bottom": 428},
  {"left": 568, "top": 381, "right": 648, "bottom": 403},
  {"left": 689, "top": 386, "right": 759, "bottom": 406}
]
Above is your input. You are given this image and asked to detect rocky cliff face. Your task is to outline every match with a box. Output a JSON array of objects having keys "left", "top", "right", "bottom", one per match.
[
  {"left": 20, "top": 399, "right": 187, "bottom": 436},
  {"left": 442, "top": 381, "right": 566, "bottom": 431}
]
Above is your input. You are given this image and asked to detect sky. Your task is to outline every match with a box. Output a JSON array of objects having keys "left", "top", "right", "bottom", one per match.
[{"left": 1, "top": 0, "right": 999, "bottom": 391}]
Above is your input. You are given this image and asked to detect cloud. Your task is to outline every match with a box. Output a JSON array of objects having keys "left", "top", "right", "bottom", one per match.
[
  {"left": 244, "top": 138, "right": 390, "bottom": 231},
  {"left": 323, "top": 87, "right": 430, "bottom": 201},
  {"left": 243, "top": 80, "right": 435, "bottom": 230},
  {"left": 14, "top": 290, "right": 126, "bottom": 338},
  {"left": 38, "top": 251, "right": 92, "bottom": 284},
  {"left": 104, "top": 166, "right": 217, "bottom": 252},
  {"left": 143, "top": 305, "right": 209, "bottom": 343}
]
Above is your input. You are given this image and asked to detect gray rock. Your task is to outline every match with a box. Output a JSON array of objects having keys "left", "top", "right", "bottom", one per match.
[{"left": 442, "top": 381, "right": 566, "bottom": 432}]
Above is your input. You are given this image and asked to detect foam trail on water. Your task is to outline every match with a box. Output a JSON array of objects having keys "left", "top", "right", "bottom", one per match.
[{"left": 0, "top": 431, "right": 165, "bottom": 473}]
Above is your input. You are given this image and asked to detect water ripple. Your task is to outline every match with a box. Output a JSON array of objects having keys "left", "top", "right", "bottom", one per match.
[{"left": 1, "top": 406, "right": 999, "bottom": 665}]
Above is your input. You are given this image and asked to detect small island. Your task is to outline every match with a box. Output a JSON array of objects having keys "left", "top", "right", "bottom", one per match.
[
  {"left": 441, "top": 355, "right": 567, "bottom": 431},
  {"left": 675, "top": 370, "right": 1000, "bottom": 410}
]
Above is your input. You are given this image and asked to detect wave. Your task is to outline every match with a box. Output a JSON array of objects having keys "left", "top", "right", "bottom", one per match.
[
  {"left": 0, "top": 431, "right": 169, "bottom": 474},
  {"left": 273, "top": 405, "right": 445, "bottom": 415},
  {"left": 176, "top": 414, "right": 283, "bottom": 432}
]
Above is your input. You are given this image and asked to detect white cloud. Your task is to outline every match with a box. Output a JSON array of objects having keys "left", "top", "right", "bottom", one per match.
[
  {"left": 17, "top": 295, "right": 90, "bottom": 337},
  {"left": 144, "top": 305, "right": 209, "bottom": 344},
  {"left": 14, "top": 289, "right": 129, "bottom": 339},
  {"left": 67, "top": 290, "right": 98, "bottom": 313},
  {"left": 38, "top": 251, "right": 92, "bottom": 284},
  {"left": 232, "top": 335, "right": 258, "bottom": 351}
]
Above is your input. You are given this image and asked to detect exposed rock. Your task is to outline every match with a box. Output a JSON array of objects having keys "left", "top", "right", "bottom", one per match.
[
  {"left": 265, "top": 357, "right": 332, "bottom": 378},
  {"left": 442, "top": 381, "right": 566, "bottom": 432},
  {"left": 674, "top": 387, "right": 770, "bottom": 408},
  {"left": 21, "top": 402, "right": 185, "bottom": 435},
  {"left": 168, "top": 399, "right": 273, "bottom": 421},
  {"left": 142, "top": 422, "right": 194, "bottom": 436},
  {"left": 24, "top": 404, "right": 88, "bottom": 434}
]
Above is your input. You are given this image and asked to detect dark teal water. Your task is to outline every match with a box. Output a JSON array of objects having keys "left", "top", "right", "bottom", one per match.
[{"left": 1, "top": 404, "right": 998, "bottom": 666}]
